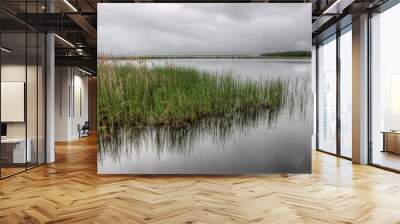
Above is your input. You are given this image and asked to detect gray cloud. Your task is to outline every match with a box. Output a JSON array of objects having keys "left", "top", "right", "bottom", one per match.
[{"left": 98, "top": 3, "right": 311, "bottom": 56}]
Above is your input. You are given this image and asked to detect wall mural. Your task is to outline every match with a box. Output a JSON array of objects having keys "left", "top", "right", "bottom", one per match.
[{"left": 97, "top": 3, "right": 313, "bottom": 174}]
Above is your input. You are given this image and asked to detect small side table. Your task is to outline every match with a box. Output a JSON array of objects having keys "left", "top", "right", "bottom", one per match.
[{"left": 381, "top": 131, "right": 400, "bottom": 154}]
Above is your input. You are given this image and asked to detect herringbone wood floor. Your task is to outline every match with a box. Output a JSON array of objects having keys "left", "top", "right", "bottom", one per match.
[{"left": 1, "top": 135, "right": 400, "bottom": 224}]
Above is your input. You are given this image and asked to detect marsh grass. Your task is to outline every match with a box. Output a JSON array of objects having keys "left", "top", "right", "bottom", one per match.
[
  {"left": 97, "top": 60, "right": 310, "bottom": 157},
  {"left": 98, "top": 62, "right": 291, "bottom": 133}
]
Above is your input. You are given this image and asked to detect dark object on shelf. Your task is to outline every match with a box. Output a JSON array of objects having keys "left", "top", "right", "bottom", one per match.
[
  {"left": 79, "top": 121, "right": 90, "bottom": 138},
  {"left": 381, "top": 131, "right": 400, "bottom": 154},
  {"left": 1, "top": 123, "right": 7, "bottom": 137}
]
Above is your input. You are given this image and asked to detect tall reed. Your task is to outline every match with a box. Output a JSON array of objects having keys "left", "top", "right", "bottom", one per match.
[{"left": 97, "top": 62, "right": 292, "bottom": 135}]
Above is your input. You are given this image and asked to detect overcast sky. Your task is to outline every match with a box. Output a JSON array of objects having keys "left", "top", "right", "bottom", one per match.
[{"left": 98, "top": 3, "right": 311, "bottom": 56}]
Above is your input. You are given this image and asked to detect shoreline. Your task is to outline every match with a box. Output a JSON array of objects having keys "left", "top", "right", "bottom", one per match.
[{"left": 98, "top": 56, "right": 312, "bottom": 60}]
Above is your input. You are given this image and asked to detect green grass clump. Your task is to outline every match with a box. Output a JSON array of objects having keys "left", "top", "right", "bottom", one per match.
[{"left": 97, "top": 62, "right": 288, "bottom": 134}]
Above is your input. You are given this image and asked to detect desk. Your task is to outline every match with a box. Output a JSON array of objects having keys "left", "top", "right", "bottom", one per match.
[
  {"left": 382, "top": 131, "right": 400, "bottom": 154},
  {"left": 1, "top": 138, "right": 31, "bottom": 163}
]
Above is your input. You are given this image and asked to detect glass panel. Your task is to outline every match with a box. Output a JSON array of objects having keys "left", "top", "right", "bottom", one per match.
[
  {"left": 38, "top": 32, "right": 45, "bottom": 165},
  {"left": 26, "top": 0, "right": 39, "bottom": 169},
  {"left": 371, "top": 4, "right": 400, "bottom": 171},
  {"left": 0, "top": 1, "right": 46, "bottom": 179},
  {"left": 1, "top": 31, "right": 27, "bottom": 178},
  {"left": 27, "top": 31, "right": 38, "bottom": 169},
  {"left": 318, "top": 36, "right": 337, "bottom": 154},
  {"left": 340, "top": 28, "right": 352, "bottom": 158}
]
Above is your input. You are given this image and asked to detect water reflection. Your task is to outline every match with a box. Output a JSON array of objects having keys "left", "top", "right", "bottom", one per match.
[{"left": 98, "top": 74, "right": 310, "bottom": 162}]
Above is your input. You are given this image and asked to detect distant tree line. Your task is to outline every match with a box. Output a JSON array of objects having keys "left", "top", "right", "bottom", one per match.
[{"left": 260, "top": 51, "right": 311, "bottom": 58}]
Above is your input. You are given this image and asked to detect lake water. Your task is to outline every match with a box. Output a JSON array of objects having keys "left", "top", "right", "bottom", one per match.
[{"left": 98, "top": 58, "right": 313, "bottom": 174}]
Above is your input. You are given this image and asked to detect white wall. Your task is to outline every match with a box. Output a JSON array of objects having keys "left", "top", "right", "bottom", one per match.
[
  {"left": 1, "top": 65, "right": 36, "bottom": 138},
  {"left": 1, "top": 63, "right": 46, "bottom": 164},
  {"left": 55, "top": 67, "right": 89, "bottom": 141},
  {"left": 55, "top": 67, "right": 70, "bottom": 141},
  {"left": 1, "top": 65, "right": 26, "bottom": 140},
  {"left": 1, "top": 65, "right": 25, "bottom": 81},
  {"left": 70, "top": 72, "right": 89, "bottom": 138}
]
